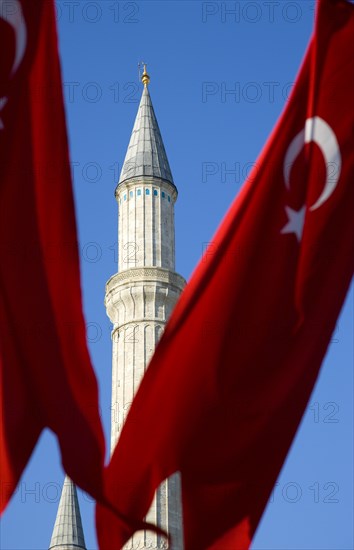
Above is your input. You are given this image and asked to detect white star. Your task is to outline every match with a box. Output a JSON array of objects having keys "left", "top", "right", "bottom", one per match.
[{"left": 281, "top": 205, "right": 306, "bottom": 242}]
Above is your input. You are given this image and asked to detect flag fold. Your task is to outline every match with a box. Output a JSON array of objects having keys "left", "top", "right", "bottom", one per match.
[{"left": 0, "top": 0, "right": 105, "bottom": 510}]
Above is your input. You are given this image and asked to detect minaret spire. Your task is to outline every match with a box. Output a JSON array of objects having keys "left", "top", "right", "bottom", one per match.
[
  {"left": 119, "top": 65, "right": 174, "bottom": 185},
  {"left": 49, "top": 477, "right": 86, "bottom": 550}
]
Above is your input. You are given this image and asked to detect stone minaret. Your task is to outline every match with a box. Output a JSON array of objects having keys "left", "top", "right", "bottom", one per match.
[
  {"left": 105, "top": 65, "right": 185, "bottom": 549},
  {"left": 49, "top": 477, "right": 86, "bottom": 550}
]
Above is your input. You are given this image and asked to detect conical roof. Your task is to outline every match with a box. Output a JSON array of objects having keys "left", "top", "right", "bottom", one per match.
[
  {"left": 119, "top": 85, "right": 174, "bottom": 185},
  {"left": 49, "top": 477, "right": 86, "bottom": 550}
]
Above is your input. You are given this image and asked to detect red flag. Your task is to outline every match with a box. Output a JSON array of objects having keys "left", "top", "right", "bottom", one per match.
[
  {"left": 96, "top": 0, "right": 354, "bottom": 548},
  {"left": 0, "top": 1, "right": 105, "bottom": 510}
]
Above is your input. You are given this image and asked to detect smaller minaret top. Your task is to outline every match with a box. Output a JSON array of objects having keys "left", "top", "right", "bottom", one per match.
[
  {"left": 49, "top": 477, "right": 86, "bottom": 550},
  {"left": 141, "top": 63, "right": 150, "bottom": 87}
]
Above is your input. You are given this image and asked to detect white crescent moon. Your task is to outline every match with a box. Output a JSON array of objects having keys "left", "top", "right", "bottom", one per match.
[
  {"left": 283, "top": 116, "right": 342, "bottom": 211},
  {"left": 0, "top": 0, "right": 27, "bottom": 76}
]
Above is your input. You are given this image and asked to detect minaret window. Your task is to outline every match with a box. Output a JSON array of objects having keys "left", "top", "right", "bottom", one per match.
[
  {"left": 130, "top": 191, "right": 133, "bottom": 198},
  {"left": 124, "top": 194, "right": 127, "bottom": 201},
  {"left": 154, "top": 189, "right": 158, "bottom": 196},
  {"left": 162, "top": 191, "right": 165, "bottom": 198},
  {"left": 168, "top": 195, "right": 171, "bottom": 202},
  {"left": 146, "top": 188, "right": 150, "bottom": 195},
  {"left": 137, "top": 189, "right": 142, "bottom": 196}
]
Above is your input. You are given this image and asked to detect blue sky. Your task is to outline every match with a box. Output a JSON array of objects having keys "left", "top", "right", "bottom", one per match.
[{"left": 1, "top": 1, "right": 353, "bottom": 549}]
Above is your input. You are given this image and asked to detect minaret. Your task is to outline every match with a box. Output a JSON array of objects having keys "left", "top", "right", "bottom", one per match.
[
  {"left": 105, "top": 65, "right": 185, "bottom": 549},
  {"left": 49, "top": 477, "right": 86, "bottom": 550}
]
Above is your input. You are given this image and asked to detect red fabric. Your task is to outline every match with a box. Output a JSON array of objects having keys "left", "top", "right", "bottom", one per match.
[
  {"left": 0, "top": 1, "right": 105, "bottom": 511},
  {"left": 96, "top": 1, "right": 354, "bottom": 548}
]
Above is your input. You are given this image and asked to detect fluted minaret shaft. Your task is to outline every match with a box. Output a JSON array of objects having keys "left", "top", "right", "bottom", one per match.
[
  {"left": 105, "top": 72, "right": 185, "bottom": 549},
  {"left": 117, "top": 176, "right": 177, "bottom": 271}
]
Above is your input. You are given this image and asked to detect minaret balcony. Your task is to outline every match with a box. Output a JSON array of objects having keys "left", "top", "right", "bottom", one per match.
[{"left": 105, "top": 266, "right": 186, "bottom": 326}]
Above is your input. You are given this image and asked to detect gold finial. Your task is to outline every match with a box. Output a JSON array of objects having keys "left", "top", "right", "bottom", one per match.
[{"left": 141, "top": 63, "right": 150, "bottom": 87}]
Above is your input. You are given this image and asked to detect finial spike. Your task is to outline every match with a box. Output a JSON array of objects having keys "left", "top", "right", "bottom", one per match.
[{"left": 141, "top": 63, "right": 150, "bottom": 87}]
